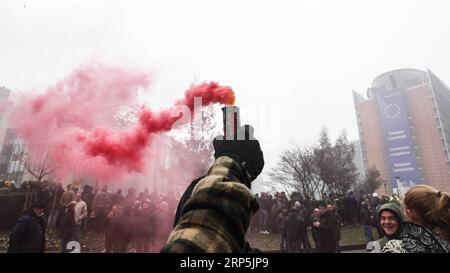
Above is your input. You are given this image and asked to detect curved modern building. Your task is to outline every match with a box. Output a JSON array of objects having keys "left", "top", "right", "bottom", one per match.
[{"left": 353, "top": 69, "right": 450, "bottom": 195}]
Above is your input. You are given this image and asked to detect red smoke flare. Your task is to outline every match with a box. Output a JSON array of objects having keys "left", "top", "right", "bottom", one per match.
[
  {"left": 82, "top": 82, "right": 234, "bottom": 173},
  {"left": 11, "top": 65, "right": 234, "bottom": 182}
]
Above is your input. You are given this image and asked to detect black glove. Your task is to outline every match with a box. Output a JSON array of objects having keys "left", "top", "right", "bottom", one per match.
[{"left": 213, "top": 124, "right": 264, "bottom": 186}]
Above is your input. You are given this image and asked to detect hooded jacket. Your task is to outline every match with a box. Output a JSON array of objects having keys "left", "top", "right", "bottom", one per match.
[
  {"left": 372, "top": 203, "right": 404, "bottom": 251},
  {"left": 377, "top": 202, "right": 450, "bottom": 253}
]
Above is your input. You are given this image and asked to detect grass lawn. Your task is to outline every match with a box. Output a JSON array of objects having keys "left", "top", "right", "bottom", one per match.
[
  {"left": 0, "top": 228, "right": 105, "bottom": 252},
  {"left": 1, "top": 225, "right": 380, "bottom": 252},
  {"left": 246, "top": 225, "right": 380, "bottom": 252}
]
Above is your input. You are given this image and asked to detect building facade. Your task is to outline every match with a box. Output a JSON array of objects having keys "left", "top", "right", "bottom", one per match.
[
  {"left": 354, "top": 69, "right": 450, "bottom": 195},
  {"left": 0, "top": 87, "right": 28, "bottom": 184},
  {"left": 0, "top": 86, "right": 11, "bottom": 152}
]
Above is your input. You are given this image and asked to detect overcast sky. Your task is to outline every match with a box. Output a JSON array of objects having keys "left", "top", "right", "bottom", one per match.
[{"left": 2, "top": 0, "right": 450, "bottom": 175}]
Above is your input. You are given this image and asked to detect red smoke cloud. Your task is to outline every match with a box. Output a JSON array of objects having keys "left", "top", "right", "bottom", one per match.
[{"left": 11, "top": 64, "right": 234, "bottom": 182}]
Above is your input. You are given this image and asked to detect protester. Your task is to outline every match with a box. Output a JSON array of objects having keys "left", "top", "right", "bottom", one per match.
[
  {"left": 367, "top": 202, "right": 403, "bottom": 252},
  {"left": 154, "top": 201, "right": 173, "bottom": 251},
  {"left": 104, "top": 205, "right": 119, "bottom": 253},
  {"left": 345, "top": 191, "right": 358, "bottom": 225},
  {"left": 74, "top": 193, "right": 88, "bottom": 243},
  {"left": 91, "top": 185, "right": 111, "bottom": 231},
  {"left": 161, "top": 124, "right": 263, "bottom": 252},
  {"left": 135, "top": 199, "right": 154, "bottom": 252},
  {"left": 60, "top": 185, "right": 75, "bottom": 208},
  {"left": 258, "top": 192, "right": 270, "bottom": 234},
  {"left": 311, "top": 208, "right": 321, "bottom": 251},
  {"left": 59, "top": 201, "right": 76, "bottom": 253},
  {"left": 112, "top": 188, "right": 124, "bottom": 206},
  {"left": 332, "top": 202, "right": 342, "bottom": 253},
  {"left": 285, "top": 204, "right": 305, "bottom": 253},
  {"left": 360, "top": 199, "right": 374, "bottom": 243},
  {"left": 81, "top": 185, "right": 95, "bottom": 231},
  {"left": 276, "top": 207, "right": 289, "bottom": 252},
  {"left": 382, "top": 185, "right": 450, "bottom": 253},
  {"left": 315, "top": 203, "right": 339, "bottom": 253},
  {"left": 8, "top": 200, "right": 47, "bottom": 253}
]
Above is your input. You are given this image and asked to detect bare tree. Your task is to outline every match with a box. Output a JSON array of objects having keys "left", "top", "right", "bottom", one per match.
[
  {"left": 270, "top": 127, "right": 358, "bottom": 200},
  {"left": 269, "top": 144, "right": 322, "bottom": 199},
  {"left": 24, "top": 152, "right": 57, "bottom": 183},
  {"left": 21, "top": 151, "right": 58, "bottom": 210}
]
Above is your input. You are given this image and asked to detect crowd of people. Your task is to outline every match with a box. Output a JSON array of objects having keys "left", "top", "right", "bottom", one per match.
[
  {"left": 7, "top": 182, "right": 181, "bottom": 253},
  {"left": 249, "top": 189, "right": 426, "bottom": 253},
  {"left": 5, "top": 120, "right": 450, "bottom": 253},
  {"left": 1, "top": 100, "right": 449, "bottom": 255},
  {"left": 6, "top": 180, "right": 450, "bottom": 253}
]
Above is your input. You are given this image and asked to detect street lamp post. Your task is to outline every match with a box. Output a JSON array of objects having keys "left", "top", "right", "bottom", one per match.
[
  {"left": 383, "top": 183, "right": 387, "bottom": 195},
  {"left": 395, "top": 176, "right": 401, "bottom": 198}
]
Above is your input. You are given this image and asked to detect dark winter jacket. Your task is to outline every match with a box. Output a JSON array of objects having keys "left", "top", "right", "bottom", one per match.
[
  {"left": 93, "top": 191, "right": 112, "bottom": 211},
  {"left": 111, "top": 192, "right": 124, "bottom": 206},
  {"left": 303, "top": 199, "right": 313, "bottom": 216},
  {"left": 277, "top": 212, "right": 289, "bottom": 232},
  {"left": 334, "top": 211, "right": 342, "bottom": 241},
  {"left": 272, "top": 199, "right": 285, "bottom": 218},
  {"left": 8, "top": 209, "right": 47, "bottom": 253},
  {"left": 116, "top": 209, "right": 134, "bottom": 242},
  {"left": 153, "top": 208, "right": 172, "bottom": 240},
  {"left": 59, "top": 211, "right": 76, "bottom": 241},
  {"left": 286, "top": 211, "right": 305, "bottom": 240},
  {"left": 259, "top": 196, "right": 271, "bottom": 212},
  {"left": 360, "top": 203, "right": 375, "bottom": 226},
  {"left": 360, "top": 204, "right": 370, "bottom": 225},
  {"left": 135, "top": 208, "right": 154, "bottom": 237},
  {"left": 311, "top": 214, "right": 320, "bottom": 236},
  {"left": 318, "top": 210, "right": 339, "bottom": 249},
  {"left": 345, "top": 196, "right": 358, "bottom": 212}
]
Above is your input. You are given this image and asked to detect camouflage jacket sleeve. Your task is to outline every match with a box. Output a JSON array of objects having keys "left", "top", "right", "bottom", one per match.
[{"left": 160, "top": 156, "right": 259, "bottom": 253}]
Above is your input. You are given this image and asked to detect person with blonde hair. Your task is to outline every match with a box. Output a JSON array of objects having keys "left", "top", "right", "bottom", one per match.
[{"left": 382, "top": 184, "right": 450, "bottom": 253}]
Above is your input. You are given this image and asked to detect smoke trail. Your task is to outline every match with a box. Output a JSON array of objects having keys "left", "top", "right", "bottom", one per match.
[
  {"left": 82, "top": 81, "right": 234, "bottom": 173},
  {"left": 11, "top": 64, "right": 234, "bottom": 182}
]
